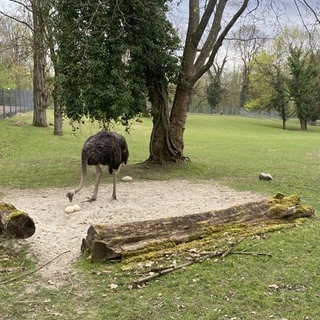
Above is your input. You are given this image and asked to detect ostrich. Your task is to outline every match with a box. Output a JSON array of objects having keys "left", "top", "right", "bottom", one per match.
[{"left": 67, "top": 131, "right": 129, "bottom": 202}]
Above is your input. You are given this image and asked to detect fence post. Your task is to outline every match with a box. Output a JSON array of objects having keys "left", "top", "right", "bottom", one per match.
[{"left": 1, "top": 89, "right": 4, "bottom": 118}]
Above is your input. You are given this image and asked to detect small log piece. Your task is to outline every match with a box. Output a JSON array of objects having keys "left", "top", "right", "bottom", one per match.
[
  {"left": 0, "top": 203, "right": 35, "bottom": 239},
  {"left": 82, "top": 193, "right": 314, "bottom": 262}
]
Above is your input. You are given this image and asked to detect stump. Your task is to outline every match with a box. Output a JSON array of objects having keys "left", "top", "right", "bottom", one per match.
[
  {"left": 0, "top": 203, "right": 36, "bottom": 239},
  {"left": 82, "top": 193, "right": 314, "bottom": 262}
]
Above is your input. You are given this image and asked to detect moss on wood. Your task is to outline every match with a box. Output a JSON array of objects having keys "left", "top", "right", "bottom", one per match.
[
  {"left": 0, "top": 202, "right": 36, "bottom": 239},
  {"left": 84, "top": 193, "right": 314, "bottom": 266},
  {"left": 9, "top": 211, "right": 25, "bottom": 220},
  {"left": 267, "top": 193, "right": 314, "bottom": 219}
]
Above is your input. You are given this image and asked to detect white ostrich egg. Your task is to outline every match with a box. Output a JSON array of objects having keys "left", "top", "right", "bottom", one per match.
[
  {"left": 122, "top": 175, "right": 133, "bottom": 182},
  {"left": 65, "top": 205, "right": 75, "bottom": 213},
  {"left": 73, "top": 204, "right": 81, "bottom": 211}
]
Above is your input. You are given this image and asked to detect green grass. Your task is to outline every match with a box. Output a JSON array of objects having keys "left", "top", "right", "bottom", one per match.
[{"left": 0, "top": 112, "right": 320, "bottom": 319}]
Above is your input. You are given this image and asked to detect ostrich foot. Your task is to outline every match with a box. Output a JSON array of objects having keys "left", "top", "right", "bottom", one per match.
[{"left": 85, "top": 196, "right": 97, "bottom": 202}]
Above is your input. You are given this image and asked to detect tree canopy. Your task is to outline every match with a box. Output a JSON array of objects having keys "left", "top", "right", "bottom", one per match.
[
  {"left": 288, "top": 46, "right": 320, "bottom": 130},
  {"left": 246, "top": 43, "right": 320, "bottom": 130},
  {"left": 54, "top": 0, "right": 179, "bottom": 130}
]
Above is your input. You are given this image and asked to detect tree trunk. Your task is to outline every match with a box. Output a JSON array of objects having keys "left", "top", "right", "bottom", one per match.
[
  {"left": 53, "top": 83, "right": 63, "bottom": 136},
  {"left": 82, "top": 194, "right": 314, "bottom": 262},
  {"left": 299, "top": 118, "right": 307, "bottom": 130},
  {"left": 167, "top": 0, "right": 250, "bottom": 156},
  {"left": 170, "top": 83, "right": 193, "bottom": 153},
  {"left": 147, "top": 82, "right": 182, "bottom": 163},
  {"left": 46, "top": 14, "right": 63, "bottom": 136},
  {"left": 31, "top": 0, "right": 48, "bottom": 128},
  {"left": 239, "top": 65, "right": 249, "bottom": 109},
  {"left": 0, "top": 203, "right": 35, "bottom": 239},
  {"left": 282, "top": 119, "right": 286, "bottom": 130}
]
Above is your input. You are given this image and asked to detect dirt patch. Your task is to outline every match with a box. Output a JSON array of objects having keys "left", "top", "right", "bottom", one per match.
[{"left": 2, "top": 180, "right": 264, "bottom": 287}]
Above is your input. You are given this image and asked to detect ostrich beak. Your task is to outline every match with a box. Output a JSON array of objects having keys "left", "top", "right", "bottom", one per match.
[{"left": 66, "top": 192, "right": 74, "bottom": 203}]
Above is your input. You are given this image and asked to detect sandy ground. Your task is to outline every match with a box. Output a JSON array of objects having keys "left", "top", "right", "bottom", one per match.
[{"left": 2, "top": 180, "right": 264, "bottom": 287}]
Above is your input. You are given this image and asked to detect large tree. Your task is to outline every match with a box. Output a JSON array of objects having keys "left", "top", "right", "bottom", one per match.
[
  {"left": 232, "top": 24, "right": 267, "bottom": 109},
  {"left": 31, "top": 0, "right": 48, "bottom": 127},
  {"left": 55, "top": 0, "right": 251, "bottom": 162},
  {"left": 0, "top": 16, "right": 32, "bottom": 89},
  {"left": 54, "top": 0, "right": 181, "bottom": 164},
  {"left": 168, "top": 0, "right": 250, "bottom": 156},
  {"left": 288, "top": 46, "right": 319, "bottom": 130},
  {"left": 122, "top": 1, "right": 181, "bottom": 163},
  {"left": 268, "top": 64, "right": 291, "bottom": 129},
  {"left": 0, "top": 0, "right": 49, "bottom": 127},
  {"left": 245, "top": 49, "right": 293, "bottom": 129}
]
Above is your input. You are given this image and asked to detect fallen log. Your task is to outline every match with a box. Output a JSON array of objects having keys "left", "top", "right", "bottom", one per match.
[
  {"left": 0, "top": 203, "right": 35, "bottom": 239},
  {"left": 82, "top": 193, "right": 314, "bottom": 262}
]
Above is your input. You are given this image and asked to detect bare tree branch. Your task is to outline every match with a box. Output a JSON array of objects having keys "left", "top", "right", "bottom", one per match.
[
  {"left": 0, "top": 10, "right": 34, "bottom": 32},
  {"left": 192, "top": 0, "right": 250, "bottom": 83},
  {"left": 8, "top": 0, "right": 32, "bottom": 13},
  {"left": 301, "top": 0, "right": 320, "bottom": 24},
  {"left": 294, "top": 0, "right": 311, "bottom": 32},
  {"left": 293, "top": 0, "right": 319, "bottom": 49},
  {"left": 194, "top": 0, "right": 227, "bottom": 72},
  {"left": 225, "top": 36, "right": 270, "bottom": 42}
]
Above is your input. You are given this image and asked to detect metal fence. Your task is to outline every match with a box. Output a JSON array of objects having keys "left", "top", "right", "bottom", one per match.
[
  {"left": 0, "top": 88, "right": 33, "bottom": 118},
  {"left": 189, "top": 105, "right": 280, "bottom": 119}
]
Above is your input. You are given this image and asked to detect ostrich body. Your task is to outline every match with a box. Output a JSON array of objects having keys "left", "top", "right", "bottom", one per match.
[{"left": 67, "top": 131, "right": 129, "bottom": 202}]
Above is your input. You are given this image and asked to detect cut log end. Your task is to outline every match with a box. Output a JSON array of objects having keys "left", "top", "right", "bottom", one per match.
[
  {"left": 0, "top": 203, "right": 36, "bottom": 239},
  {"left": 6, "top": 213, "right": 36, "bottom": 239}
]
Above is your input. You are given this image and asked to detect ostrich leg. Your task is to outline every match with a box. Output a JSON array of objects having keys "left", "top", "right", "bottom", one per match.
[
  {"left": 112, "top": 169, "right": 118, "bottom": 200},
  {"left": 87, "top": 164, "right": 103, "bottom": 202}
]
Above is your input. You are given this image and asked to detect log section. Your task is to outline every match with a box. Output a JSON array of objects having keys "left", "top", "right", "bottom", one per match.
[
  {"left": 0, "top": 203, "right": 36, "bottom": 239},
  {"left": 82, "top": 193, "right": 314, "bottom": 262}
]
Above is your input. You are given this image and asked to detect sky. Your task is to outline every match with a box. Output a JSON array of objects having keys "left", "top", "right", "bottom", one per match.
[
  {"left": 167, "top": 0, "right": 319, "bottom": 66},
  {"left": 168, "top": 0, "right": 319, "bottom": 36},
  {"left": 1, "top": 0, "right": 318, "bottom": 31}
]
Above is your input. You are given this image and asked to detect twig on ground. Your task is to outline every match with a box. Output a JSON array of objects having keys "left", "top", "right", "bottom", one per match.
[
  {"left": 15, "top": 299, "right": 51, "bottom": 304},
  {"left": 231, "top": 251, "right": 272, "bottom": 257},
  {"left": 0, "top": 250, "right": 71, "bottom": 285},
  {"left": 129, "top": 240, "right": 245, "bottom": 287},
  {"left": 131, "top": 261, "right": 193, "bottom": 286}
]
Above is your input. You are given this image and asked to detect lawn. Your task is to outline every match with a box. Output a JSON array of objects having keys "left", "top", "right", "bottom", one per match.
[{"left": 0, "top": 112, "right": 319, "bottom": 320}]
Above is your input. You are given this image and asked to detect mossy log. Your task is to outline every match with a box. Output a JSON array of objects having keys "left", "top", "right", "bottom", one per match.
[
  {"left": 0, "top": 203, "right": 35, "bottom": 239},
  {"left": 82, "top": 193, "right": 314, "bottom": 262}
]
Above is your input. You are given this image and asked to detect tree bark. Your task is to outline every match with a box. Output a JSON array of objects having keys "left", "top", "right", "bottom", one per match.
[
  {"left": 299, "top": 118, "right": 307, "bottom": 130},
  {"left": 82, "top": 194, "right": 314, "bottom": 262},
  {"left": 147, "top": 81, "right": 182, "bottom": 163},
  {"left": 47, "top": 16, "right": 64, "bottom": 136},
  {"left": 282, "top": 119, "right": 286, "bottom": 130},
  {"left": 170, "top": 83, "right": 193, "bottom": 153},
  {"left": 31, "top": 0, "right": 48, "bottom": 128},
  {"left": 239, "top": 65, "right": 249, "bottom": 109},
  {"left": 52, "top": 83, "right": 63, "bottom": 136},
  {"left": 0, "top": 203, "right": 35, "bottom": 239}
]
